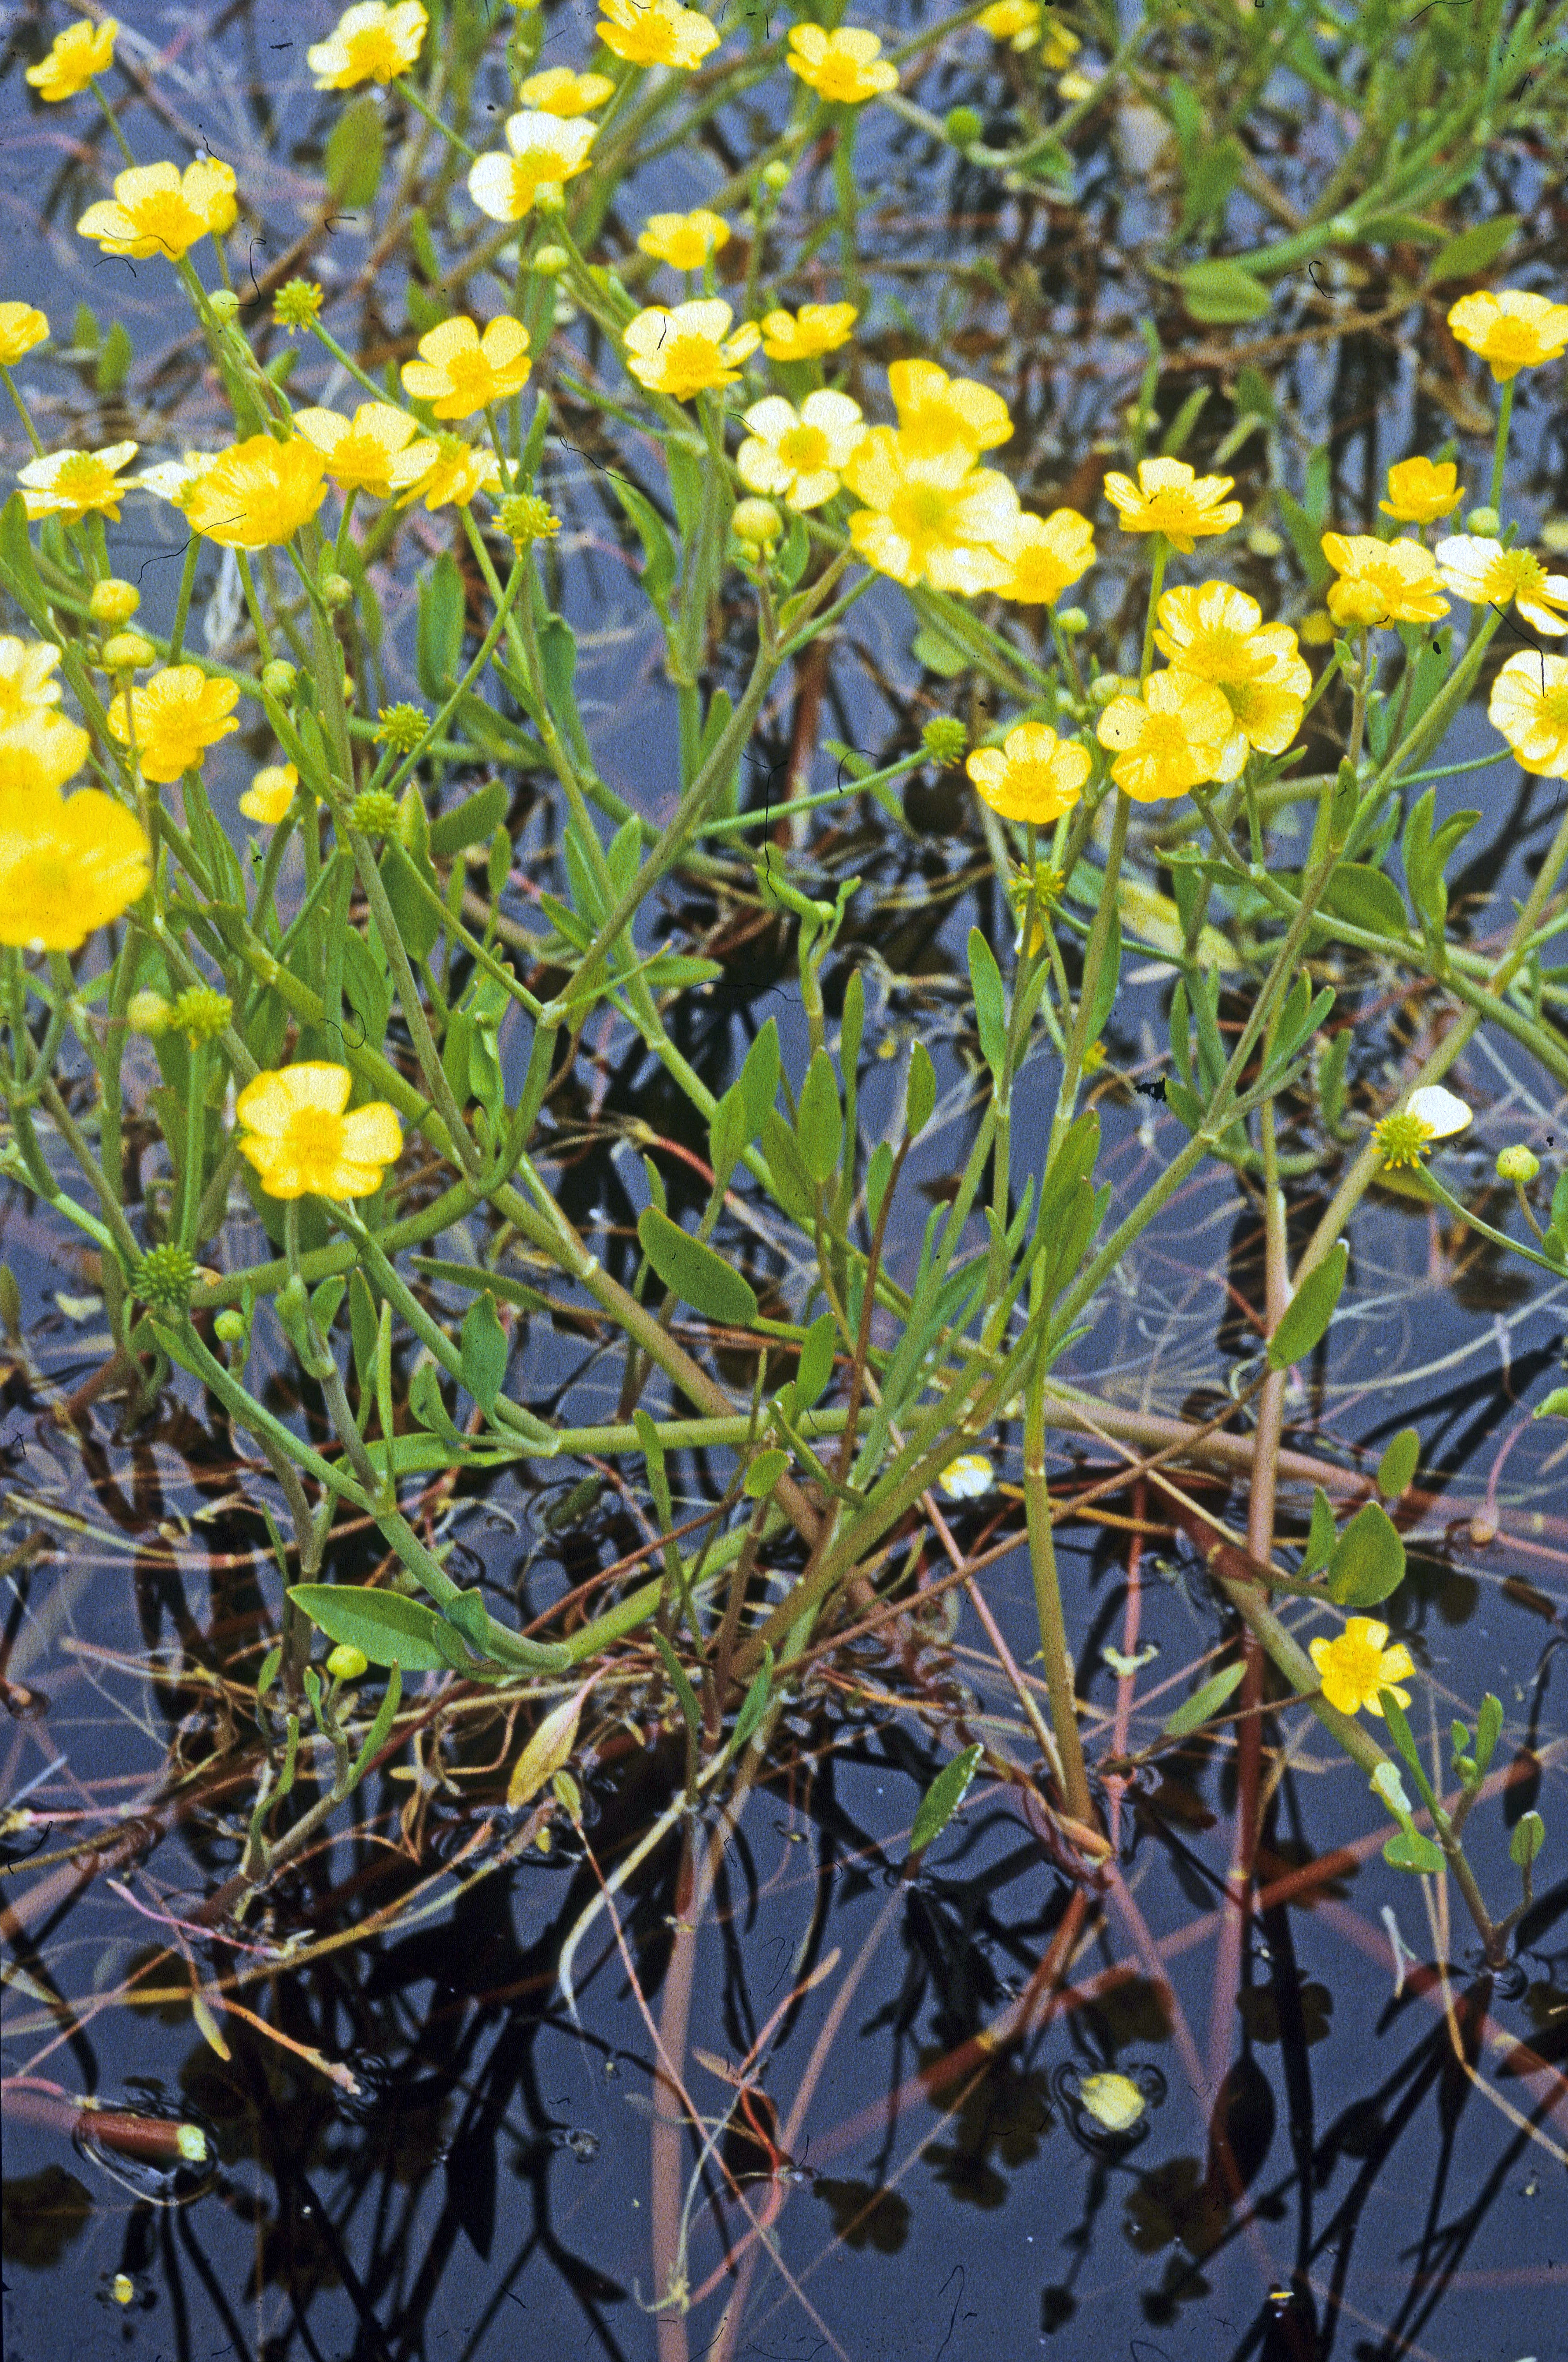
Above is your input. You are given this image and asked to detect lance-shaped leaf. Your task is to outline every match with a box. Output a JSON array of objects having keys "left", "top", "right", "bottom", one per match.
[
  {"left": 1266, "top": 1242, "right": 1348, "bottom": 1370},
  {"left": 508, "top": 1680, "right": 594, "bottom": 1809},
  {"left": 909, "top": 1743, "right": 983, "bottom": 1854},
  {"left": 637, "top": 1207, "right": 759, "bottom": 1327},
  {"left": 287, "top": 1584, "right": 472, "bottom": 1671},
  {"left": 1161, "top": 1660, "right": 1247, "bottom": 1738},
  {"left": 460, "top": 1290, "right": 510, "bottom": 1415}
]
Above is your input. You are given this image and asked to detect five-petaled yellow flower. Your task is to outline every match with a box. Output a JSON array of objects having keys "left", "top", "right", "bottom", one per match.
[
  {"left": 637, "top": 210, "right": 730, "bottom": 271},
  {"left": 967, "top": 722, "right": 1090, "bottom": 825},
  {"left": 1309, "top": 1618, "right": 1415, "bottom": 1718},
  {"left": 0, "top": 785, "right": 149, "bottom": 951},
  {"left": 1152, "top": 582, "right": 1309, "bottom": 778},
  {"left": 843, "top": 429, "right": 1018, "bottom": 593},
  {"left": 1434, "top": 536, "right": 1568, "bottom": 638},
  {"left": 76, "top": 158, "right": 237, "bottom": 261},
  {"left": 1321, "top": 532, "right": 1448, "bottom": 629},
  {"left": 597, "top": 0, "right": 721, "bottom": 70},
  {"left": 987, "top": 507, "right": 1095, "bottom": 605},
  {"left": 786, "top": 23, "right": 898, "bottom": 102},
  {"left": 26, "top": 16, "right": 117, "bottom": 101},
  {"left": 1101, "top": 456, "right": 1243, "bottom": 554},
  {"left": 1380, "top": 456, "right": 1464, "bottom": 525},
  {"left": 239, "top": 763, "right": 299, "bottom": 826},
  {"left": 235, "top": 1063, "right": 403, "bottom": 1201},
  {"left": 888, "top": 358, "right": 1012, "bottom": 462},
  {"left": 0, "top": 302, "right": 49, "bottom": 368},
  {"left": 293, "top": 402, "right": 425, "bottom": 499},
  {"left": 182, "top": 435, "right": 327, "bottom": 547},
  {"left": 389, "top": 431, "right": 500, "bottom": 510},
  {"left": 1373, "top": 1084, "right": 1471, "bottom": 1169},
  {"left": 1489, "top": 651, "right": 1568, "bottom": 779},
  {"left": 1447, "top": 287, "right": 1568, "bottom": 383},
  {"left": 1095, "top": 669, "right": 1234, "bottom": 803},
  {"left": 18, "top": 440, "right": 139, "bottom": 525},
  {"left": 623, "top": 300, "right": 760, "bottom": 401},
  {"left": 517, "top": 67, "right": 615, "bottom": 116},
  {"left": 758, "top": 303, "right": 858, "bottom": 363},
  {"left": 107, "top": 663, "right": 241, "bottom": 783},
  {"left": 306, "top": 1, "right": 428, "bottom": 89},
  {"left": 401, "top": 315, "right": 532, "bottom": 419},
  {"left": 736, "top": 391, "right": 867, "bottom": 510},
  {"left": 467, "top": 111, "right": 596, "bottom": 224}
]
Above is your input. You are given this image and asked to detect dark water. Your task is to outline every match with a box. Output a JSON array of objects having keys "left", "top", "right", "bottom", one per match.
[{"left": 4, "top": 4, "right": 1568, "bottom": 2360}]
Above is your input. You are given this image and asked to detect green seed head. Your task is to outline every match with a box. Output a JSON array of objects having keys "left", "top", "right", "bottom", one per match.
[
  {"left": 169, "top": 984, "right": 232, "bottom": 1044},
  {"left": 759, "top": 159, "right": 792, "bottom": 194},
  {"left": 213, "top": 1308, "right": 247, "bottom": 1345},
  {"left": 320, "top": 571, "right": 353, "bottom": 611},
  {"left": 134, "top": 1245, "right": 198, "bottom": 1316},
  {"left": 498, "top": 491, "right": 560, "bottom": 549},
  {"left": 371, "top": 701, "right": 427, "bottom": 753},
  {"left": 350, "top": 788, "right": 401, "bottom": 838},
  {"left": 945, "top": 105, "right": 984, "bottom": 146},
  {"left": 922, "top": 716, "right": 968, "bottom": 765},
  {"left": 274, "top": 278, "right": 324, "bottom": 332}
]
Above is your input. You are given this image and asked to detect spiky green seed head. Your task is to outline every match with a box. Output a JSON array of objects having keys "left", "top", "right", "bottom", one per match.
[{"left": 134, "top": 1245, "right": 197, "bottom": 1315}]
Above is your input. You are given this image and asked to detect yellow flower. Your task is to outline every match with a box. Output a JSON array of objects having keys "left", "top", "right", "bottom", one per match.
[
  {"left": 1434, "top": 535, "right": 1568, "bottom": 638},
  {"left": 1488, "top": 650, "right": 1568, "bottom": 778},
  {"left": 107, "top": 663, "right": 241, "bottom": 783},
  {"left": 887, "top": 358, "right": 1012, "bottom": 461},
  {"left": 1447, "top": 287, "right": 1568, "bottom": 383},
  {"left": 1373, "top": 1084, "right": 1471, "bottom": 1170},
  {"left": 292, "top": 401, "right": 424, "bottom": 498},
  {"left": 966, "top": 722, "right": 1090, "bottom": 824},
  {"left": 0, "top": 302, "right": 49, "bottom": 367},
  {"left": 736, "top": 391, "right": 866, "bottom": 510},
  {"left": 976, "top": 1, "right": 1041, "bottom": 46},
  {"left": 1321, "top": 532, "right": 1449, "bottom": 629},
  {"left": 388, "top": 432, "right": 501, "bottom": 510},
  {"left": 786, "top": 23, "right": 898, "bottom": 102},
  {"left": 637, "top": 210, "right": 730, "bottom": 271},
  {"left": 235, "top": 1063, "right": 403, "bottom": 1201},
  {"left": 0, "top": 637, "right": 65, "bottom": 724},
  {"left": 596, "top": 0, "right": 721, "bottom": 71},
  {"left": 1380, "top": 456, "right": 1464, "bottom": 524},
  {"left": 306, "top": 1, "right": 428, "bottom": 88},
  {"left": 0, "top": 712, "right": 91, "bottom": 795},
  {"left": 939, "top": 1452, "right": 994, "bottom": 1500},
  {"left": 182, "top": 435, "right": 327, "bottom": 547},
  {"left": 76, "top": 158, "right": 237, "bottom": 260},
  {"left": 987, "top": 506, "right": 1094, "bottom": 604},
  {"left": 1308, "top": 1617, "right": 1415, "bottom": 1717},
  {"left": 1094, "top": 668, "right": 1235, "bottom": 802},
  {"left": 758, "top": 303, "right": 859, "bottom": 362},
  {"left": 0, "top": 784, "right": 149, "bottom": 950},
  {"left": 1101, "top": 456, "right": 1243, "bottom": 554},
  {"left": 25, "top": 16, "right": 117, "bottom": 100},
  {"left": 239, "top": 763, "right": 299, "bottom": 825},
  {"left": 1153, "top": 582, "right": 1309, "bottom": 777},
  {"left": 843, "top": 428, "right": 1018, "bottom": 593},
  {"left": 1077, "top": 2072, "right": 1145, "bottom": 2133},
  {"left": 133, "top": 450, "right": 217, "bottom": 505},
  {"left": 467, "top": 111, "right": 596, "bottom": 223},
  {"left": 400, "top": 314, "right": 531, "bottom": 419},
  {"left": 517, "top": 67, "right": 615, "bottom": 115},
  {"left": 623, "top": 299, "right": 760, "bottom": 400},
  {"left": 17, "top": 440, "right": 139, "bottom": 524}
]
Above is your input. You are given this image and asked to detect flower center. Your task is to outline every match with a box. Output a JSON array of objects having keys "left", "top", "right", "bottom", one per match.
[
  {"left": 56, "top": 454, "right": 108, "bottom": 494},
  {"left": 660, "top": 335, "right": 722, "bottom": 395},
  {"left": 1487, "top": 318, "right": 1545, "bottom": 366},
  {"left": 345, "top": 28, "right": 402, "bottom": 78},
  {"left": 1335, "top": 1633, "right": 1384, "bottom": 1697},
  {"left": 132, "top": 189, "right": 196, "bottom": 252},
  {"left": 889, "top": 482, "right": 953, "bottom": 542},
  {"left": 443, "top": 349, "right": 494, "bottom": 407},
  {"left": 284, "top": 1107, "right": 346, "bottom": 1174},
  {"left": 778, "top": 424, "right": 829, "bottom": 474}
]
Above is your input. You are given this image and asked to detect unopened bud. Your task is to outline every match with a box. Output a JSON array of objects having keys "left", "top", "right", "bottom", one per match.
[
  {"left": 320, "top": 572, "right": 353, "bottom": 611},
  {"left": 101, "top": 631, "right": 155, "bottom": 671},
  {"left": 1465, "top": 505, "right": 1501, "bottom": 536},
  {"left": 126, "top": 989, "right": 171, "bottom": 1035},
  {"left": 533, "top": 181, "right": 566, "bottom": 216},
  {"left": 1088, "top": 672, "right": 1126, "bottom": 706},
  {"left": 325, "top": 1643, "right": 369, "bottom": 1681},
  {"left": 759, "top": 159, "right": 792, "bottom": 193},
  {"left": 261, "top": 658, "right": 298, "bottom": 700},
  {"left": 1496, "top": 1144, "right": 1540, "bottom": 1184},
  {"left": 90, "top": 577, "right": 140, "bottom": 624},
  {"left": 1055, "top": 606, "right": 1088, "bottom": 634},
  {"left": 532, "top": 245, "right": 569, "bottom": 277},
  {"left": 208, "top": 289, "right": 240, "bottom": 326},
  {"left": 732, "top": 497, "right": 782, "bottom": 549},
  {"left": 213, "top": 1308, "right": 247, "bottom": 1344},
  {"left": 945, "top": 105, "right": 984, "bottom": 146}
]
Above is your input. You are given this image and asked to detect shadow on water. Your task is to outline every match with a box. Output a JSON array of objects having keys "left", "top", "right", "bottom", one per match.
[{"left": 4, "top": 3, "right": 1568, "bottom": 2360}]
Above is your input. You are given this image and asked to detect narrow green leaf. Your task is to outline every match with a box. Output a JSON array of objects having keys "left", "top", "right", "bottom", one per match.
[
  {"left": 1321, "top": 862, "right": 1409, "bottom": 940},
  {"left": 909, "top": 1743, "right": 984, "bottom": 1853},
  {"left": 1377, "top": 1427, "right": 1421, "bottom": 1501},
  {"left": 1267, "top": 1241, "right": 1348, "bottom": 1370},
  {"left": 731, "top": 1646, "right": 775, "bottom": 1753},
  {"left": 349, "top": 1661, "right": 403, "bottom": 1786},
  {"left": 1161, "top": 1660, "right": 1247, "bottom": 1738},
  {"left": 865, "top": 1138, "right": 894, "bottom": 1234},
  {"left": 708, "top": 1082, "right": 749, "bottom": 1192},
  {"left": 1178, "top": 258, "right": 1272, "bottom": 324},
  {"left": 348, "top": 1269, "right": 378, "bottom": 1400},
  {"left": 740, "top": 1020, "right": 781, "bottom": 1138},
  {"left": 1302, "top": 1486, "right": 1337, "bottom": 1577},
  {"left": 651, "top": 1628, "right": 702, "bottom": 1745},
  {"left": 794, "top": 1311, "right": 837, "bottom": 1414},
  {"left": 409, "top": 1356, "right": 466, "bottom": 1447},
  {"left": 1325, "top": 1499, "right": 1406, "bottom": 1607},
  {"left": 287, "top": 1584, "right": 467, "bottom": 1671},
  {"left": 761, "top": 1107, "right": 816, "bottom": 1223},
  {"left": 637, "top": 1206, "right": 759, "bottom": 1326},
  {"left": 429, "top": 779, "right": 509, "bottom": 859},
  {"left": 416, "top": 550, "right": 465, "bottom": 700},
  {"left": 1424, "top": 214, "right": 1519, "bottom": 285},
  {"left": 906, "top": 1039, "right": 936, "bottom": 1136},
  {"left": 968, "top": 926, "right": 1008, "bottom": 1080},
  {"left": 1474, "top": 1691, "right": 1503, "bottom": 1778},
  {"left": 1376, "top": 1688, "right": 1437, "bottom": 1810},
  {"left": 325, "top": 92, "right": 385, "bottom": 206},
  {"left": 1531, "top": 1385, "right": 1568, "bottom": 1420},
  {"left": 797, "top": 1047, "right": 843, "bottom": 1184},
  {"left": 743, "top": 1447, "right": 790, "bottom": 1498},
  {"left": 460, "top": 1290, "right": 510, "bottom": 1415}
]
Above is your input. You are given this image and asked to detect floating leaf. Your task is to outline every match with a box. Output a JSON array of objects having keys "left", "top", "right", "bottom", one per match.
[
  {"left": 1377, "top": 1427, "right": 1420, "bottom": 1501},
  {"left": 909, "top": 1742, "right": 983, "bottom": 1853},
  {"left": 1325, "top": 1500, "right": 1406, "bottom": 1608},
  {"left": 508, "top": 1682, "right": 592, "bottom": 1809},
  {"left": 1384, "top": 1829, "right": 1445, "bottom": 1875},
  {"left": 287, "top": 1584, "right": 471, "bottom": 1671},
  {"left": 1161, "top": 1660, "right": 1246, "bottom": 1738}
]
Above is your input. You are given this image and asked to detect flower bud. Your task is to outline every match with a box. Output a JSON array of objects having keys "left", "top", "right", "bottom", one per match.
[
  {"left": 101, "top": 630, "right": 155, "bottom": 671},
  {"left": 90, "top": 577, "right": 140, "bottom": 624},
  {"left": 1496, "top": 1144, "right": 1540, "bottom": 1184},
  {"left": 759, "top": 159, "right": 792, "bottom": 193},
  {"left": 1246, "top": 525, "right": 1285, "bottom": 558},
  {"left": 1055, "top": 606, "right": 1089, "bottom": 634},
  {"left": 1465, "top": 505, "right": 1501, "bottom": 535},
  {"left": 532, "top": 245, "right": 569, "bottom": 277},
  {"left": 732, "top": 497, "right": 782, "bottom": 549},
  {"left": 261, "top": 658, "right": 298, "bottom": 700},
  {"left": 213, "top": 1308, "right": 247, "bottom": 1344},
  {"left": 1088, "top": 672, "right": 1126, "bottom": 706},
  {"left": 208, "top": 289, "right": 240, "bottom": 326},
  {"left": 320, "top": 572, "right": 353, "bottom": 611},
  {"left": 127, "top": 989, "right": 172, "bottom": 1035},
  {"left": 325, "top": 1643, "right": 369, "bottom": 1682},
  {"left": 533, "top": 181, "right": 566, "bottom": 216},
  {"left": 945, "top": 105, "right": 984, "bottom": 146}
]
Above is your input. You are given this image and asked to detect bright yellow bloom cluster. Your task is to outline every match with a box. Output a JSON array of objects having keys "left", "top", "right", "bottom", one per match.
[
  {"left": 18, "top": 440, "right": 138, "bottom": 524},
  {"left": 839, "top": 362, "right": 1025, "bottom": 594},
  {"left": 1102, "top": 456, "right": 1243, "bottom": 555},
  {"left": 1447, "top": 287, "right": 1568, "bottom": 383},
  {"left": 1095, "top": 671, "right": 1235, "bottom": 803},
  {"left": 1435, "top": 536, "right": 1568, "bottom": 637},
  {"left": 107, "top": 664, "right": 241, "bottom": 783},
  {"left": 597, "top": 0, "right": 721, "bottom": 71},
  {"left": 1380, "top": 456, "right": 1463, "bottom": 525},
  {"left": 467, "top": 112, "right": 596, "bottom": 223},
  {"left": 889, "top": 358, "right": 1012, "bottom": 461},
  {"left": 737, "top": 391, "right": 866, "bottom": 510},
  {"left": 181, "top": 435, "right": 327, "bottom": 547},
  {"left": 307, "top": 1, "right": 428, "bottom": 89},
  {"left": 637, "top": 211, "right": 730, "bottom": 270},
  {"left": 293, "top": 402, "right": 426, "bottom": 499},
  {"left": 235, "top": 1063, "right": 403, "bottom": 1201},
  {"left": 1322, "top": 533, "right": 1448, "bottom": 629},
  {"left": 26, "top": 16, "right": 117, "bottom": 101},
  {"left": 786, "top": 23, "right": 898, "bottom": 103},
  {"left": 76, "top": 159, "right": 237, "bottom": 261},
  {"left": 975, "top": 1, "right": 1079, "bottom": 63},
  {"left": 1309, "top": 1618, "right": 1415, "bottom": 1717},
  {"left": 966, "top": 723, "right": 1090, "bottom": 824},
  {"left": 400, "top": 315, "right": 531, "bottom": 418},
  {"left": 518, "top": 68, "right": 615, "bottom": 116},
  {"left": 623, "top": 300, "right": 760, "bottom": 401},
  {"left": 0, "top": 785, "right": 149, "bottom": 951},
  {"left": 758, "top": 304, "right": 858, "bottom": 362},
  {"left": 1152, "top": 582, "right": 1310, "bottom": 778},
  {"left": 1489, "top": 652, "right": 1568, "bottom": 779},
  {"left": 0, "top": 303, "right": 49, "bottom": 368}
]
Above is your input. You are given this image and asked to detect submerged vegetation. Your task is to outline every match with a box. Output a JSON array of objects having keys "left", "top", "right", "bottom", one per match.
[{"left": 2, "top": 0, "right": 1567, "bottom": 2355}]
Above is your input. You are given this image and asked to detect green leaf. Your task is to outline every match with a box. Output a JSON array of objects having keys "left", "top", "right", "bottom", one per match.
[
  {"left": 740, "top": 1020, "right": 781, "bottom": 1138},
  {"left": 348, "top": 1269, "right": 378, "bottom": 1399},
  {"left": 796, "top": 1048, "right": 843, "bottom": 1184},
  {"left": 761, "top": 1107, "right": 816, "bottom": 1223},
  {"left": 1178, "top": 259, "right": 1272, "bottom": 324},
  {"left": 416, "top": 550, "right": 465, "bottom": 700},
  {"left": 1161, "top": 1659, "right": 1247, "bottom": 1738},
  {"left": 429, "top": 779, "right": 509, "bottom": 859},
  {"left": 350, "top": 1660, "right": 403, "bottom": 1785},
  {"left": 1377, "top": 1427, "right": 1420, "bottom": 1501},
  {"left": 1474, "top": 1691, "right": 1503, "bottom": 1777},
  {"left": 1384, "top": 1829, "right": 1446, "bottom": 1875},
  {"left": 0, "top": 491, "right": 44, "bottom": 614},
  {"left": 607, "top": 472, "right": 677, "bottom": 621},
  {"left": 1084, "top": 903, "right": 1122, "bottom": 1048},
  {"left": 866, "top": 1138, "right": 894, "bottom": 1232},
  {"left": 743, "top": 1448, "right": 790, "bottom": 1499},
  {"left": 909, "top": 1743, "right": 984, "bottom": 1853},
  {"left": 969, "top": 927, "right": 1008, "bottom": 1080},
  {"left": 911, "top": 619, "right": 970, "bottom": 677},
  {"left": 443, "top": 1588, "right": 493, "bottom": 1655},
  {"left": 287, "top": 1584, "right": 470, "bottom": 1671},
  {"left": 379, "top": 837, "right": 441, "bottom": 964},
  {"left": 731, "top": 1646, "right": 775, "bottom": 1752},
  {"left": 795, "top": 1311, "right": 837, "bottom": 1414},
  {"left": 1424, "top": 214, "right": 1519, "bottom": 285},
  {"left": 1509, "top": 1809, "right": 1545, "bottom": 1869},
  {"left": 1267, "top": 1241, "right": 1348, "bottom": 1370},
  {"left": 341, "top": 925, "right": 390, "bottom": 1051},
  {"left": 325, "top": 92, "right": 385, "bottom": 207},
  {"left": 1325, "top": 1500, "right": 1406, "bottom": 1607},
  {"left": 1532, "top": 1385, "right": 1568, "bottom": 1421},
  {"left": 409, "top": 1355, "right": 466, "bottom": 1447},
  {"left": 95, "top": 318, "right": 133, "bottom": 398},
  {"left": 1302, "top": 1485, "right": 1338, "bottom": 1577},
  {"left": 906, "top": 1039, "right": 936, "bottom": 1137},
  {"left": 637, "top": 1206, "right": 759, "bottom": 1327},
  {"left": 1376, "top": 1688, "right": 1436, "bottom": 1810},
  {"left": 651, "top": 1629, "right": 701, "bottom": 1745},
  {"left": 708, "top": 1083, "right": 749, "bottom": 1192},
  {"left": 1321, "top": 862, "right": 1409, "bottom": 940},
  {"left": 459, "top": 1290, "right": 510, "bottom": 1415}
]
